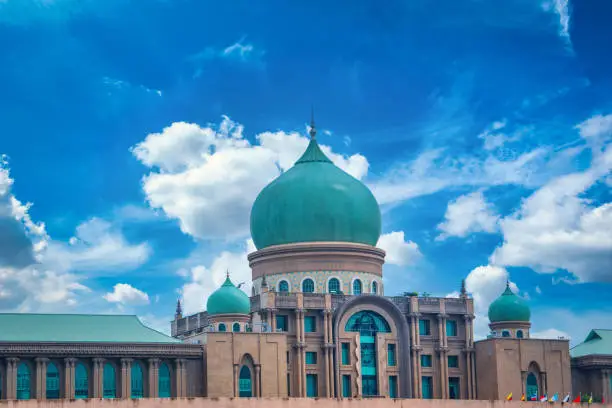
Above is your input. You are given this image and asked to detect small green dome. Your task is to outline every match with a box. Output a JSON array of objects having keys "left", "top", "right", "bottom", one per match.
[
  {"left": 206, "top": 276, "right": 250, "bottom": 315},
  {"left": 250, "top": 132, "right": 382, "bottom": 250},
  {"left": 488, "top": 283, "right": 531, "bottom": 323}
]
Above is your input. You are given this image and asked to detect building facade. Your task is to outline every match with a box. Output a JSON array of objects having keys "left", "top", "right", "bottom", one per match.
[{"left": 571, "top": 330, "right": 612, "bottom": 403}]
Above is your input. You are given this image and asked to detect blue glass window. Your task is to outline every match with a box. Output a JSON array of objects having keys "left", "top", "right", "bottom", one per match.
[
  {"left": 387, "top": 344, "right": 396, "bottom": 366},
  {"left": 372, "top": 281, "right": 378, "bottom": 294},
  {"left": 305, "top": 352, "right": 317, "bottom": 365},
  {"left": 389, "top": 376, "right": 398, "bottom": 398},
  {"left": 341, "top": 343, "right": 350, "bottom": 365},
  {"left": 279, "top": 280, "right": 289, "bottom": 292},
  {"left": 75, "top": 363, "right": 88, "bottom": 399},
  {"left": 352, "top": 279, "right": 362, "bottom": 295},
  {"left": 46, "top": 363, "right": 60, "bottom": 399},
  {"left": 218, "top": 323, "right": 226, "bottom": 332},
  {"left": 306, "top": 374, "right": 318, "bottom": 397},
  {"left": 419, "top": 319, "right": 431, "bottom": 335},
  {"left": 302, "top": 278, "right": 315, "bottom": 293},
  {"left": 421, "top": 354, "right": 432, "bottom": 368},
  {"left": 345, "top": 310, "right": 391, "bottom": 336},
  {"left": 17, "top": 363, "right": 31, "bottom": 400},
  {"left": 304, "top": 316, "right": 316, "bottom": 332},
  {"left": 526, "top": 372, "right": 538, "bottom": 401},
  {"left": 517, "top": 330, "right": 524, "bottom": 338},
  {"left": 342, "top": 375, "right": 351, "bottom": 398},
  {"left": 159, "top": 363, "right": 171, "bottom": 398},
  {"left": 448, "top": 355, "right": 458, "bottom": 368},
  {"left": 328, "top": 278, "right": 341, "bottom": 294},
  {"left": 449, "top": 377, "right": 460, "bottom": 399},
  {"left": 131, "top": 363, "right": 144, "bottom": 399},
  {"left": 502, "top": 330, "right": 511, "bottom": 338},
  {"left": 103, "top": 363, "right": 116, "bottom": 398},
  {"left": 233, "top": 323, "right": 241, "bottom": 332},
  {"left": 422, "top": 376, "right": 433, "bottom": 399},
  {"left": 276, "top": 315, "right": 288, "bottom": 332},
  {"left": 446, "top": 320, "right": 458, "bottom": 337},
  {"left": 239, "top": 366, "right": 252, "bottom": 397}
]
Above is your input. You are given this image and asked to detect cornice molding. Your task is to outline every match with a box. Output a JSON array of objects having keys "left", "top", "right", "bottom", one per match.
[{"left": 0, "top": 342, "right": 203, "bottom": 358}]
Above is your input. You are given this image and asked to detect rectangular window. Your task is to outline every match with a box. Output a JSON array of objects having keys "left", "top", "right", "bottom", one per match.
[
  {"left": 421, "top": 354, "right": 432, "bottom": 368},
  {"left": 304, "top": 316, "right": 317, "bottom": 333},
  {"left": 448, "top": 355, "right": 459, "bottom": 368},
  {"left": 449, "top": 377, "right": 460, "bottom": 399},
  {"left": 305, "top": 351, "right": 317, "bottom": 365},
  {"left": 341, "top": 342, "right": 350, "bottom": 365},
  {"left": 276, "top": 315, "right": 288, "bottom": 332},
  {"left": 389, "top": 376, "right": 398, "bottom": 398},
  {"left": 422, "top": 376, "right": 433, "bottom": 399},
  {"left": 419, "top": 319, "right": 431, "bottom": 335},
  {"left": 342, "top": 375, "right": 351, "bottom": 398},
  {"left": 446, "top": 320, "right": 458, "bottom": 337},
  {"left": 306, "top": 374, "right": 318, "bottom": 398},
  {"left": 387, "top": 343, "right": 396, "bottom": 366}
]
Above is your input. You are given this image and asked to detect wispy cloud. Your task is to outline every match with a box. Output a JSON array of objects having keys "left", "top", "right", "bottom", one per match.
[{"left": 542, "top": 0, "right": 572, "bottom": 48}]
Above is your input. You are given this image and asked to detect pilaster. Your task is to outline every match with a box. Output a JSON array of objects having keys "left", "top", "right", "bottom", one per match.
[
  {"left": 254, "top": 365, "right": 261, "bottom": 397},
  {"left": 35, "top": 357, "right": 49, "bottom": 400},
  {"left": 64, "top": 358, "right": 76, "bottom": 400},
  {"left": 6, "top": 358, "right": 19, "bottom": 400},
  {"left": 174, "top": 359, "right": 186, "bottom": 398},
  {"left": 148, "top": 358, "right": 160, "bottom": 398},
  {"left": 233, "top": 364, "right": 239, "bottom": 397},
  {"left": 92, "top": 358, "right": 105, "bottom": 398},
  {"left": 120, "top": 358, "right": 132, "bottom": 399}
]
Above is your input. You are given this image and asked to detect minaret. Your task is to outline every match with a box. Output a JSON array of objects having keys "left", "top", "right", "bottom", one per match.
[
  {"left": 175, "top": 298, "right": 183, "bottom": 320},
  {"left": 309, "top": 106, "right": 316, "bottom": 140},
  {"left": 460, "top": 279, "right": 468, "bottom": 299},
  {"left": 261, "top": 274, "right": 269, "bottom": 293}
]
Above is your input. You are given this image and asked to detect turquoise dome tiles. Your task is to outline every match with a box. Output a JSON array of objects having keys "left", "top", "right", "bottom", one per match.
[
  {"left": 253, "top": 271, "right": 383, "bottom": 295},
  {"left": 249, "top": 130, "right": 382, "bottom": 250},
  {"left": 206, "top": 275, "right": 251, "bottom": 315},
  {"left": 488, "top": 282, "right": 531, "bottom": 323}
]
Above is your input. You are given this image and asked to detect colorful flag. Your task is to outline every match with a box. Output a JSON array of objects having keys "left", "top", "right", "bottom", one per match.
[
  {"left": 587, "top": 394, "right": 593, "bottom": 404},
  {"left": 521, "top": 394, "right": 526, "bottom": 401},
  {"left": 572, "top": 394, "right": 581, "bottom": 403},
  {"left": 563, "top": 394, "right": 571, "bottom": 403},
  {"left": 550, "top": 393, "right": 559, "bottom": 402},
  {"left": 506, "top": 392, "right": 513, "bottom": 401},
  {"left": 541, "top": 395, "right": 549, "bottom": 402}
]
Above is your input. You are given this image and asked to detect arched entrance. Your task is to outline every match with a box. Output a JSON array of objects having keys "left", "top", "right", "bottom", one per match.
[
  {"left": 46, "top": 363, "right": 60, "bottom": 399},
  {"left": 158, "top": 363, "right": 171, "bottom": 398},
  {"left": 131, "top": 362, "right": 144, "bottom": 399},
  {"left": 526, "top": 372, "right": 538, "bottom": 400},
  {"left": 103, "top": 363, "right": 116, "bottom": 398},
  {"left": 16, "top": 363, "right": 31, "bottom": 400},
  {"left": 345, "top": 310, "right": 391, "bottom": 396},
  {"left": 239, "top": 366, "right": 252, "bottom": 397},
  {"left": 75, "top": 362, "right": 88, "bottom": 399}
]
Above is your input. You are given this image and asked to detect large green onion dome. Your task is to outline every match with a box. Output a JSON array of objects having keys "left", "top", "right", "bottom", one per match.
[
  {"left": 206, "top": 274, "right": 250, "bottom": 315},
  {"left": 488, "top": 282, "right": 531, "bottom": 323},
  {"left": 250, "top": 121, "right": 382, "bottom": 250}
]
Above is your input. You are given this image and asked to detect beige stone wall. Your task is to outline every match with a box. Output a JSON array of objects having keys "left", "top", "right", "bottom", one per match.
[
  {"left": 1, "top": 397, "right": 611, "bottom": 408},
  {"left": 205, "top": 332, "right": 287, "bottom": 398}
]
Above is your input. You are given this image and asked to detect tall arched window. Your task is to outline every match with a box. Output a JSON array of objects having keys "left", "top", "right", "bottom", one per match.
[
  {"left": 218, "top": 323, "right": 227, "bottom": 332},
  {"left": 302, "top": 278, "right": 315, "bottom": 293},
  {"left": 233, "top": 322, "right": 241, "bottom": 332},
  {"left": 502, "top": 330, "right": 511, "bottom": 338},
  {"left": 517, "top": 330, "right": 524, "bottom": 338},
  {"left": 131, "top": 363, "right": 144, "bottom": 399},
  {"left": 328, "top": 278, "right": 341, "bottom": 294},
  {"left": 353, "top": 279, "right": 362, "bottom": 295},
  {"left": 239, "top": 366, "right": 252, "bottom": 397},
  {"left": 158, "top": 363, "right": 171, "bottom": 398},
  {"left": 279, "top": 280, "right": 289, "bottom": 292},
  {"left": 46, "top": 362, "right": 60, "bottom": 399},
  {"left": 526, "top": 372, "right": 538, "bottom": 400},
  {"left": 75, "top": 362, "right": 88, "bottom": 399},
  {"left": 16, "top": 363, "right": 31, "bottom": 400},
  {"left": 103, "top": 363, "right": 116, "bottom": 398},
  {"left": 372, "top": 281, "right": 378, "bottom": 294}
]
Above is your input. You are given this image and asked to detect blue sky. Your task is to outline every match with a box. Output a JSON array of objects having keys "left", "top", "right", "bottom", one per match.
[{"left": 0, "top": 0, "right": 610, "bottom": 343}]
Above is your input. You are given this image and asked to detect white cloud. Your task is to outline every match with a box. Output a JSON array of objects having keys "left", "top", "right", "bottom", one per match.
[
  {"left": 575, "top": 113, "right": 612, "bottom": 149},
  {"left": 477, "top": 120, "right": 533, "bottom": 151},
  {"left": 491, "top": 122, "right": 612, "bottom": 282},
  {"left": 104, "top": 283, "right": 150, "bottom": 306},
  {"left": 223, "top": 41, "right": 254, "bottom": 60},
  {"left": 377, "top": 231, "right": 421, "bottom": 266},
  {"left": 436, "top": 190, "right": 499, "bottom": 240},
  {"left": 178, "top": 239, "right": 255, "bottom": 315},
  {"left": 531, "top": 328, "right": 571, "bottom": 340},
  {"left": 132, "top": 116, "right": 368, "bottom": 241},
  {"left": 542, "top": 0, "right": 571, "bottom": 42}
]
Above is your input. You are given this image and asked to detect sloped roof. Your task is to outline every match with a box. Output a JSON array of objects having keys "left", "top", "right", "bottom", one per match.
[
  {"left": 570, "top": 329, "right": 612, "bottom": 358},
  {"left": 0, "top": 313, "right": 180, "bottom": 343}
]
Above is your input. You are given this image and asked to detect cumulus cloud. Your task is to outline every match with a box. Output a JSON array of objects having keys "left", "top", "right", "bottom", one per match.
[
  {"left": 575, "top": 113, "right": 612, "bottom": 149},
  {"left": 104, "top": 283, "right": 150, "bottom": 306},
  {"left": 377, "top": 231, "right": 421, "bottom": 266},
  {"left": 491, "top": 117, "right": 612, "bottom": 282},
  {"left": 131, "top": 116, "right": 368, "bottom": 241},
  {"left": 178, "top": 239, "right": 255, "bottom": 315},
  {"left": 436, "top": 191, "right": 499, "bottom": 240}
]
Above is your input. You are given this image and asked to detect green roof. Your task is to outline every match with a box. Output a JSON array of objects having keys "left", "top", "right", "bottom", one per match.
[
  {"left": 206, "top": 275, "right": 251, "bottom": 315},
  {"left": 570, "top": 329, "right": 612, "bottom": 358},
  {"left": 250, "top": 135, "right": 381, "bottom": 250},
  {"left": 0, "top": 313, "right": 180, "bottom": 343},
  {"left": 488, "top": 282, "right": 531, "bottom": 323}
]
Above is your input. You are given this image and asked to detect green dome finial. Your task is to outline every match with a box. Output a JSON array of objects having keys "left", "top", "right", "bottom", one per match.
[
  {"left": 488, "top": 280, "right": 531, "bottom": 323},
  {"left": 206, "top": 271, "right": 250, "bottom": 315}
]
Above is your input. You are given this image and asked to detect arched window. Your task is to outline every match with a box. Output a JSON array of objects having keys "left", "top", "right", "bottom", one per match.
[
  {"left": 131, "top": 363, "right": 144, "bottom": 399},
  {"left": 46, "top": 362, "right": 60, "bottom": 399},
  {"left": 75, "top": 363, "right": 88, "bottom": 399},
  {"left": 16, "top": 363, "right": 31, "bottom": 400},
  {"left": 279, "top": 280, "right": 289, "bottom": 292},
  {"left": 353, "top": 279, "right": 362, "bottom": 295},
  {"left": 502, "top": 330, "right": 511, "bottom": 338},
  {"left": 158, "top": 363, "right": 171, "bottom": 398},
  {"left": 302, "top": 278, "right": 315, "bottom": 293},
  {"left": 239, "top": 366, "right": 252, "bottom": 397},
  {"left": 517, "top": 330, "right": 524, "bottom": 338},
  {"left": 218, "top": 323, "right": 227, "bottom": 332},
  {"left": 372, "top": 281, "right": 378, "bottom": 294},
  {"left": 345, "top": 310, "right": 391, "bottom": 335},
  {"left": 328, "top": 278, "right": 341, "bottom": 294},
  {"left": 233, "top": 323, "right": 241, "bottom": 332},
  {"left": 103, "top": 363, "right": 116, "bottom": 398},
  {"left": 526, "top": 372, "right": 538, "bottom": 400}
]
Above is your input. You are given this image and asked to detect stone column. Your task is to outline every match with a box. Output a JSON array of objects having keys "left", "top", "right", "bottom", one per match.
[
  {"left": 254, "top": 365, "right": 261, "bottom": 397},
  {"left": 35, "top": 357, "right": 49, "bottom": 400},
  {"left": 233, "top": 364, "right": 239, "bottom": 397},
  {"left": 148, "top": 358, "right": 160, "bottom": 398},
  {"left": 270, "top": 309, "right": 277, "bottom": 332},
  {"left": 120, "top": 358, "right": 132, "bottom": 399},
  {"left": 64, "top": 358, "right": 76, "bottom": 399},
  {"left": 437, "top": 314, "right": 448, "bottom": 399},
  {"left": 6, "top": 358, "right": 19, "bottom": 400},
  {"left": 601, "top": 370, "right": 610, "bottom": 403},
  {"left": 92, "top": 358, "right": 105, "bottom": 398},
  {"left": 174, "top": 359, "right": 186, "bottom": 398}
]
